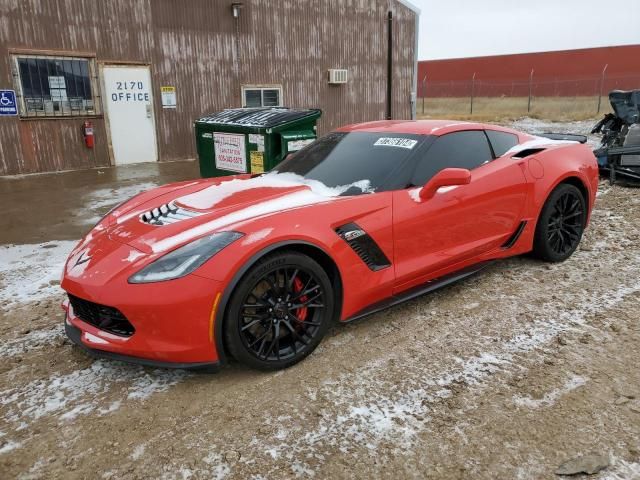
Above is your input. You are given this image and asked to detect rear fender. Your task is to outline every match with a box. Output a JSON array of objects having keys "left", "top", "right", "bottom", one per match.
[{"left": 528, "top": 144, "right": 598, "bottom": 224}]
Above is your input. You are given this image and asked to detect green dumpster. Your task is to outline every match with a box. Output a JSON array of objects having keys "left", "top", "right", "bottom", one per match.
[{"left": 194, "top": 107, "right": 322, "bottom": 178}]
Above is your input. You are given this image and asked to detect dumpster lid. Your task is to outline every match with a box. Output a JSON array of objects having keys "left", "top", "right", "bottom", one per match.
[{"left": 197, "top": 107, "right": 321, "bottom": 128}]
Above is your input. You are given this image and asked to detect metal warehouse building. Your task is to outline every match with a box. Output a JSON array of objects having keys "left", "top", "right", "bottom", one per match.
[
  {"left": 418, "top": 45, "right": 640, "bottom": 97},
  {"left": 0, "top": 0, "right": 419, "bottom": 176}
]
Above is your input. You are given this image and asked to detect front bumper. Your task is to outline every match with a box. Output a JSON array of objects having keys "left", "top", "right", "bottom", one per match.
[
  {"left": 65, "top": 320, "right": 219, "bottom": 372},
  {"left": 62, "top": 270, "right": 227, "bottom": 367},
  {"left": 60, "top": 230, "right": 232, "bottom": 369}
]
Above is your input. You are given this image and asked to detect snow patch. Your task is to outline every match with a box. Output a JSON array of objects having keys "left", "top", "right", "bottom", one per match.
[
  {"left": 408, "top": 185, "right": 458, "bottom": 203},
  {"left": 513, "top": 374, "right": 586, "bottom": 408},
  {"left": 247, "top": 266, "right": 640, "bottom": 472},
  {"left": 0, "top": 326, "right": 65, "bottom": 358},
  {"left": 124, "top": 249, "right": 145, "bottom": 263},
  {"left": 131, "top": 444, "right": 146, "bottom": 461},
  {"left": 602, "top": 458, "right": 640, "bottom": 480},
  {"left": 0, "top": 360, "right": 188, "bottom": 426},
  {"left": 408, "top": 187, "right": 421, "bottom": 203},
  {"left": 508, "top": 118, "right": 600, "bottom": 148},
  {"left": 0, "top": 440, "right": 21, "bottom": 455},
  {"left": 202, "top": 451, "right": 231, "bottom": 480},
  {"left": 430, "top": 122, "right": 472, "bottom": 133},
  {"left": 291, "top": 461, "right": 315, "bottom": 477},
  {"left": 505, "top": 136, "right": 577, "bottom": 156},
  {"left": 241, "top": 228, "right": 274, "bottom": 246},
  {"left": 176, "top": 172, "right": 371, "bottom": 210},
  {"left": 0, "top": 241, "right": 77, "bottom": 310},
  {"left": 148, "top": 189, "right": 339, "bottom": 253}
]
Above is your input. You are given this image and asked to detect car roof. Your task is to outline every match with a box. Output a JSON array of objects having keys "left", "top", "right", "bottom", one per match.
[{"left": 335, "top": 120, "right": 523, "bottom": 137}]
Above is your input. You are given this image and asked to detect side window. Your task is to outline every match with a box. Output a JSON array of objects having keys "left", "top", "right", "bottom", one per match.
[
  {"left": 411, "top": 131, "right": 493, "bottom": 186},
  {"left": 486, "top": 130, "right": 519, "bottom": 157}
]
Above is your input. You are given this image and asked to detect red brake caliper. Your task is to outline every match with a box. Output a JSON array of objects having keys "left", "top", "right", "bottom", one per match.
[{"left": 293, "top": 277, "right": 308, "bottom": 322}]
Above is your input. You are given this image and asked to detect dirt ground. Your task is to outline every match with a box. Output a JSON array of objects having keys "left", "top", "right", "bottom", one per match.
[{"left": 1, "top": 119, "right": 639, "bottom": 479}]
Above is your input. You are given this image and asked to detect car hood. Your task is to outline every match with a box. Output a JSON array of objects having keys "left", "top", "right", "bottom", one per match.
[{"left": 100, "top": 172, "right": 368, "bottom": 255}]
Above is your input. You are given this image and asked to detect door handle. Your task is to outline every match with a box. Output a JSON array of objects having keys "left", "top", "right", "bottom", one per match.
[{"left": 146, "top": 104, "right": 152, "bottom": 118}]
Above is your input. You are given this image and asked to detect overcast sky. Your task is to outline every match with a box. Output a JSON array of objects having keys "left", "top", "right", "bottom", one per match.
[{"left": 413, "top": 0, "right": 640, "bottom": 60}]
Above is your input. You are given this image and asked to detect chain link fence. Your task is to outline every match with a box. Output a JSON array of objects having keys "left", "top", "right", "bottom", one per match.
[{"left": 417, "top": 73, "right": 640, "bottom": 120}]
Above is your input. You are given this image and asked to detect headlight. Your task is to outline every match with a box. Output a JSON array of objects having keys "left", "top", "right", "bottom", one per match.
[{"left": 128, "top": 231, "right": 243, "bottom": 283}]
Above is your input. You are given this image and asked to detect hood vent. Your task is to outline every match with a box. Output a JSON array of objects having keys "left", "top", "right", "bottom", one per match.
[{"left": 140, "top": 202, "right": 203, "bottom": 226}]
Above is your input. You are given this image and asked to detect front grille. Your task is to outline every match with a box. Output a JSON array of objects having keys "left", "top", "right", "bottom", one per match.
[
  {"left": 68, "top": 294, "right": 135, "bottom": 337},
  {"left": 140, "top": 201, "right": 202, "bottom": 226}
]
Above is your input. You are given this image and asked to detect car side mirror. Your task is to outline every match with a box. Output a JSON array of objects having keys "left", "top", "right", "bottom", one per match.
[{"left": 419, "top": 168, "right": 471, "bottom": 200}]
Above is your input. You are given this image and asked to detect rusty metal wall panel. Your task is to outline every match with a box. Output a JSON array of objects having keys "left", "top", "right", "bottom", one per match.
[
  {"left": 0, "top": 0, "right": 154, "bottom": 175},
  {"left": 392, "top": 0, "right": 417, "bottom": 120},
  {"left": 149, "top": 0, "right": 238, "bottom": 162},
  {"left": 0, "top": 0, "right": 416, "bottom": 175}
]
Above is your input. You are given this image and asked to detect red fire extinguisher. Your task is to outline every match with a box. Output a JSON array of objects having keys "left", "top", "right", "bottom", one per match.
[{"left": 82, "top": 121, "right": 94, "bottom": 149}]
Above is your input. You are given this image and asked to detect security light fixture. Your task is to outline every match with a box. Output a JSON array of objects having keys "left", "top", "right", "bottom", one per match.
[{"left": 231, "top": 2, "right": 244, "bottom": 18}]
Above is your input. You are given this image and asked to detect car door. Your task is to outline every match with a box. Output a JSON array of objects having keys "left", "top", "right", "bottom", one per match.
[{"left": 392, "top": 129, "right": 528, "bottom": 292}]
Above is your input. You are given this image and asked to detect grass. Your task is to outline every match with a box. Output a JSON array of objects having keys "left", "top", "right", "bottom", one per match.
[{"left": 416, "top": 96, "right": 613, "bottom": 122}]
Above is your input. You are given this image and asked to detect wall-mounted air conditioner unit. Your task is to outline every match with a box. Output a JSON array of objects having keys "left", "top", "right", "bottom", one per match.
[{"left": 328, "top": 69, "right": 348, "bottom": 84}]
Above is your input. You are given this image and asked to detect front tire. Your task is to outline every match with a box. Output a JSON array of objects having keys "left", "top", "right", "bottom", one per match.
[
  {"left": 532, "top": 183, "right": 586, "bottom": 262},
  {"left": 224, "top": 251, "right": 335, "bottom": 370}
]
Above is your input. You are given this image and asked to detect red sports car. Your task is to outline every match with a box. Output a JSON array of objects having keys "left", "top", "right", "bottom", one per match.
[{"left": 61, "top": 120, "right": 598, "bottom": 371}]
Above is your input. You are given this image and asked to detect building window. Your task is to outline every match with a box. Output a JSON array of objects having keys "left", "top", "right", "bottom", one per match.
[
  {"left": 242, "top": 86, "right": 282, "bottom": 108},
  {"left": 12, "top": 54, "right": 100, "bottom": 117}
]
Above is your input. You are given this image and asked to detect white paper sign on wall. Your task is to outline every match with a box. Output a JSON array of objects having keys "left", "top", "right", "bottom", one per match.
[
  {"left": 214, "top": 132, "right": 247, "bottom": 173},
  {"left": 161, "top": 86, "right": 176, "bottom": 108},
  {"left": 48, "top": 76, "right": 68, "bottom": 101}
]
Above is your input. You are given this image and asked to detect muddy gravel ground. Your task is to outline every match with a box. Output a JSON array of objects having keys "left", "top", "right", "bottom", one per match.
[{"left": 1, "top": 119, "right": 640, "bottom": 479}]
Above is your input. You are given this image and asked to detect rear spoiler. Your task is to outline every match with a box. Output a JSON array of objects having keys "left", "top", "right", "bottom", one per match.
[{"left": 537, "top": 133, "right": 588, "bottom": 144}]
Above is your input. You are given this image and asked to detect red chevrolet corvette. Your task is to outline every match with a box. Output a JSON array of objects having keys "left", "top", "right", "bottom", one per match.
[{"left": 61, "top": 120, "right": 598, "bottom": 371}]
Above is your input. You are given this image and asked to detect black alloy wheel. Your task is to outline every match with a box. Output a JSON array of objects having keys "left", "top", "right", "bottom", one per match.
[
  {"left": 533, "top": 183, "right": 586, "bottom": 262},
  {"left": 224, "top": 252, "right": 334, "bottom": 370}
]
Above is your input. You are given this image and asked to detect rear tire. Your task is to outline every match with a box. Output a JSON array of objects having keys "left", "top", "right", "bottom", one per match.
[
  {"left": 224, "top": 251, "right": 334, "bottom": 371},
  {"left": 532, "top": 183, "right": 586, "bottom": 262}
]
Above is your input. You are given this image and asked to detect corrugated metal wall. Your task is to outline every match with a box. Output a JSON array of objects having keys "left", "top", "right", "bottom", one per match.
[{"left": 0, "top": 0, "right": 416, "bottom": 175}]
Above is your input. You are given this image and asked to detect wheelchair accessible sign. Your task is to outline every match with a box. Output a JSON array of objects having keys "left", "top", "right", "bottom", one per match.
[{"left": 0, "top": 90, "right": 18, "bottom": 116}]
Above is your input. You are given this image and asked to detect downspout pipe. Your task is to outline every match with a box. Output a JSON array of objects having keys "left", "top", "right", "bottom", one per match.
[{"left": 386, "top": 10, "right": 393, "bottom": 120}]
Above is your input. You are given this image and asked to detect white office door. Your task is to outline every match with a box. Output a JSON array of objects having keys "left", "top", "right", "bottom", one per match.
[{"left": 102, "top": 65, "right": 158, "bottom": 165}]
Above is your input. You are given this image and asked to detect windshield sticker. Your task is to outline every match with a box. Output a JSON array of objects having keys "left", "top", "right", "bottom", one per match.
[{"left": 374, "top": 137, "right": 418, "bottom": 149}]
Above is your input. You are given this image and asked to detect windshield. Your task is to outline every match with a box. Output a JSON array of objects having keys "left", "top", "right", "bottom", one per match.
[{"left": 274, "top": 132, "right": 427, "bottom": 194}]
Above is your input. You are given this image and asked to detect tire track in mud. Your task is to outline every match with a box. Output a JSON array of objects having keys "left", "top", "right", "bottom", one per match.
[
  {"left": 223, "top": 271, "right": 640, "bottom": 477},
  {"left": 3, "top": 184, "right": 638, "bottom": 480},
  {"left": 0, "top": 361, "right": 189, "bottom": 426},
  {"left": 79, "top": 185, "right": 640, "bottom": 479}
]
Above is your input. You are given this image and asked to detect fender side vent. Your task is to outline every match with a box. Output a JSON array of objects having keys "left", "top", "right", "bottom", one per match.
[
  {"left": 512, "top": 148, "right": 546, "bottom": 159},
  {"left": 335, "top": 222, "right": 391, "bottom": 271},
  {"left": 501, "top": 220, "right": 527, "bottom": 249}
]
